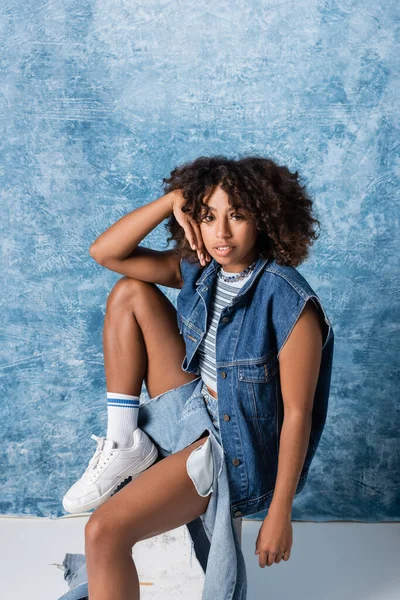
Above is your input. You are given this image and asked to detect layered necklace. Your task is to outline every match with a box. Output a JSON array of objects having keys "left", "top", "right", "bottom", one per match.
[{"left": 217, "top": 258, "right": 258, "bottom": 283}]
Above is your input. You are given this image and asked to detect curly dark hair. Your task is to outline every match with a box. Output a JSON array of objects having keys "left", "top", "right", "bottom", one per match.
[{"left": 162, "top": 155, "right": 321, "bottom": 267}]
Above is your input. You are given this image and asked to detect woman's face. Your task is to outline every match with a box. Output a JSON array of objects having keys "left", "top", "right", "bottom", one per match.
[{"left": 199, "top": 185, "right": 259, "bottom": 273}]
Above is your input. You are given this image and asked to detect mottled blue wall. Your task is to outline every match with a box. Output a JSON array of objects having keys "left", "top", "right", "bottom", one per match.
[{"left": 1, "top": 1, "right": 399, "bottom": 520}]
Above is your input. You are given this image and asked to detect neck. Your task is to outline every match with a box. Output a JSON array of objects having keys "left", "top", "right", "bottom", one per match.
[{"left": 219, "top": 253, "right": 258, "bottom": 274}]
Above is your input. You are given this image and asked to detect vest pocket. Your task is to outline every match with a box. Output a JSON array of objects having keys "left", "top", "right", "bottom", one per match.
[
  {"left": 236, "top": 354, "right": 279, "bottom": 423},
  {"left": 238, "top": 354, "right": 279, "bottom": 383},
  {"left": 179, "top": 315, "right": 202, "bottom": 375}
]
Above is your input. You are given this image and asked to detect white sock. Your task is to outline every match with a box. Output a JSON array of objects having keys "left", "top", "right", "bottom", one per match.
[{"left": 106, "top": 392, "right": 140, "bottom": 448}]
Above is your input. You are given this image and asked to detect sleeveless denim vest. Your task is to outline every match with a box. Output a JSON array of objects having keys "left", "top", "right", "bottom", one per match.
[{"left": 176, "top": 254, "right": 334, "bottom": 518}]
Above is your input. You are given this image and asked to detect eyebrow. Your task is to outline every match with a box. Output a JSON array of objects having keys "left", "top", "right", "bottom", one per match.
[{"left": 206, "top": 206, "right": 243, "bottom": 212}]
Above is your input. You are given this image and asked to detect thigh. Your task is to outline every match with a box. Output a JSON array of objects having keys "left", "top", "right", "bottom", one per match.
[
  {"left": 112, "top": 277, "right": 198, "bottom": 399},
  {"left": 87, "top": 433, "right": 211, "bottom": 547}
]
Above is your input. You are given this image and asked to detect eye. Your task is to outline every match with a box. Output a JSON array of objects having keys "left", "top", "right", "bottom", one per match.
[{"left": 201, "top": 213, "right": 244, "bottom": 222}]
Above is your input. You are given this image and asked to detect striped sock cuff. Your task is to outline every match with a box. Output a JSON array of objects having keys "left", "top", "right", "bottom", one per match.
[{"left": 106, "top": 392, "right": 140, "bottom": 408}]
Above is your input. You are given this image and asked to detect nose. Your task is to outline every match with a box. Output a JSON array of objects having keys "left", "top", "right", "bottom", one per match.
[{"left": 215, "top": 218, "right": 232, "bottom": 239}]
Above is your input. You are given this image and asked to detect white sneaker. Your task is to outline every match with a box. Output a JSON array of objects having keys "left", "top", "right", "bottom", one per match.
[{"left": 62, "top": 428, "right": 159, "bottom": 514}]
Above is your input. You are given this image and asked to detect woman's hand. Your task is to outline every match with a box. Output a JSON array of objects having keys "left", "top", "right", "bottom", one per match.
[
  {"left": 254, "top": 509, "right": 293, "bottom": 568},
  {"left": 169, "top": 190, "right": 211, "bottom": 267}
]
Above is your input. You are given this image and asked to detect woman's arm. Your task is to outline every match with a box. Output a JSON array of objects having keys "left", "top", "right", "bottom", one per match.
[
  {"left": 89, "top": 190, "right": 210, "bottom": 283},
  {"left": 89, "top": 192, "right": 177, "bottom": 262},
  {"left": 269, "top": 298, "right": 323, "bottom": 517}
]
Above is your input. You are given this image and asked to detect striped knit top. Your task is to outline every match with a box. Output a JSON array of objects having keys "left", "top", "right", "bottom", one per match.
[{"left": 197, "top": 265, "right": 254, "bottom": 395}]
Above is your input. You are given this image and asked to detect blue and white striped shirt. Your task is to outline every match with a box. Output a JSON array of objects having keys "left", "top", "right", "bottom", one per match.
[{"left": 197, "top": 266, "right": 253, "bottom": 394}]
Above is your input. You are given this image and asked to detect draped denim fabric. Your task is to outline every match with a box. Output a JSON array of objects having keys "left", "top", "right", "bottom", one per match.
[
  {"left": 176, "top": 254, "right": 334, "bottom": 518},
  {"left": 57, "top": 553, "right": 88, "bottom": 600}
]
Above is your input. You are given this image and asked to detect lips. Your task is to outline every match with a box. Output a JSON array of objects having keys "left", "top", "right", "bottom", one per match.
[
  {"left": 214, "top": 246, "right": 235, "bottom": 256},
  {"left": 213, "top": 245, "right": 234, "bottom": 249}
]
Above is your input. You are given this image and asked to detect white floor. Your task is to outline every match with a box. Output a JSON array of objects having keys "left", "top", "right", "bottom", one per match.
[{"left": 1, "top": 516, "right": 399, "bottom": 599}]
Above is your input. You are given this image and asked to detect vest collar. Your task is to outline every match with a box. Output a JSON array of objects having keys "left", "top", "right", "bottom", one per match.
[{"left": 196, "top": 254, "right": 271, "bottom": 300}]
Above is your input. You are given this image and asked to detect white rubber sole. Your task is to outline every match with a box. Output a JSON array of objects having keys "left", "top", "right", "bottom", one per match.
[{"left": 62, "top": 443, "right": 159, "bottom": 514}]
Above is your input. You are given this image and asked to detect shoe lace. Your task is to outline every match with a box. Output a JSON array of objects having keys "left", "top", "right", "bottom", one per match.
[{"left": 82, "top": 434, "right": 115, "bottom": 484}]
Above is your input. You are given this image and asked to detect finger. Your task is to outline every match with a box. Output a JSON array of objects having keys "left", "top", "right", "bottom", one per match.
[
  {"left": 258, "top": 551, "right": 269, "bottom": 568},
  {"left": 190, "top": 222, "right": 205, "bottom": 261},
  {"left": 190, "top": 220, "right": 203, "bottom": 249},
  {"left": 191, "top": 222, "right": 210, "bottom": 265},
  {"left": 265, "top": 552, "right": 278, "bottom": 567},
  {"left": 187, "top": 227, "right": 207, "bottom": 266},
  {"left": 183, "top": 223, "right": 198, "bottom": 252},
  {"left": 183, "top": 219, "right": 202, "bottom": 257},
  {"left": 185, "top": 224, "right": 204, "bottom": 265}
]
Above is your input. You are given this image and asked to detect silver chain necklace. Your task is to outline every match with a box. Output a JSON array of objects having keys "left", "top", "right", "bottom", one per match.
[{"left": 217, "top": 258, "right": 257, "bottom": 283}]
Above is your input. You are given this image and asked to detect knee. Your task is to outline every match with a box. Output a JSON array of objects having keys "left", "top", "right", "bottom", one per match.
[
  {"left": 85, "top": 514, "right": 111, "bottom": 552},
  {"left": 85, "top": 513, "right": 133, "bottom": 555},
  {"left": 106, "top": 277, "right": 152, "bottom": 312}
]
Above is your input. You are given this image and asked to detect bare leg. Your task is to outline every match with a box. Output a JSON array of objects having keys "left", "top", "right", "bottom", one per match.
[
  {"left": 102, "top": 276, "right": 199, "bottom": 397},
  {"left": 85, "top": 435, "right": 211, "bottom": 600},
  {"left": 86, "top": 276, "right": 208, "bottom": 598}
]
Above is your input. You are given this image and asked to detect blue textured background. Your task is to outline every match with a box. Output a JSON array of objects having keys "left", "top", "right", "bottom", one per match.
[{"left": 1, "top": 1, "right": 399, "bottom": 520}]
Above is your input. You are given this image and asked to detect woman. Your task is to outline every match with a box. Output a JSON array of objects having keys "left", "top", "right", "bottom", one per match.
[{"left": 62, "top": 155, "right": 334, "bottom": 599}]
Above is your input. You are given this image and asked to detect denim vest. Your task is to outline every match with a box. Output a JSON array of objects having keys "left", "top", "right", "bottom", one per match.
[{"left": 177, "top": 254, "right": 334, "bottom": 518}]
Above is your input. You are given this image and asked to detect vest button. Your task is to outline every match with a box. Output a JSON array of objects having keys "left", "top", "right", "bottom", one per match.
[
  {"left": 232, "top": 458, "right": 241, "bottom": 466},
  {"left": 221, "top": 371, "right": 227, "bottom": 378},
  {"left": 222, "top": 316, "right": 229, "bottom": 323},
  {"left": 223, "top": 414, "right": 230, "bottom": 421},
  {"left": 234, "top": 510, "right": 242, "bottom": 517}
]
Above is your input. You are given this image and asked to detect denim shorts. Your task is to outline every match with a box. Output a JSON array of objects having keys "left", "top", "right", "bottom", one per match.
[{"left": 137, "top": 376, "right": 222, "bottom": 459}]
